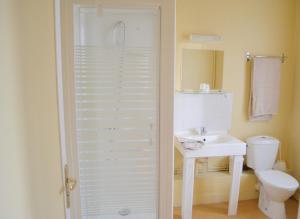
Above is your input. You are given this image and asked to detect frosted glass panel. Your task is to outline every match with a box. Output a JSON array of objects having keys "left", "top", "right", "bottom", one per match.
[{"left": 73, "top": 6, "right": 159, "bottom": 219}]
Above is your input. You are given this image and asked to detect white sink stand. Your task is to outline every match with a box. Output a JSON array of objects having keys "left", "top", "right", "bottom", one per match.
[{"left": 175, "top": 139, "right": 246, "bottom": 219}]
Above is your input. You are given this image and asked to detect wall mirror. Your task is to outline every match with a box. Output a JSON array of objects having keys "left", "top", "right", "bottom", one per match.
[{"left": 180, "top": 49, "right": 224, "bottom": 91}]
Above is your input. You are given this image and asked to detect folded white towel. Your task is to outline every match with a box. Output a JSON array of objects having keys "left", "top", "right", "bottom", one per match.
[
  {"left": 182, "top": 142, "right": 203, "bottom": 150},
  {"left": 249, "top": 57, "right": 282, "bottom": 121},
  {"left": 177, "top": 137, "right": 204, "bottom": 150}
]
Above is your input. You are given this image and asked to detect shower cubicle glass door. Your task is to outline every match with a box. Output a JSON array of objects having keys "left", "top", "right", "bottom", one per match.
[{"left": 64, "top": 4, "right": 160, "bottom": 219}]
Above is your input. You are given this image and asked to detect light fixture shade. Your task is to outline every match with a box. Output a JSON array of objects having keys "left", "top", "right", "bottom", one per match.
[{"left": 189, "top": 34, "right": 222, "bottom": 42}]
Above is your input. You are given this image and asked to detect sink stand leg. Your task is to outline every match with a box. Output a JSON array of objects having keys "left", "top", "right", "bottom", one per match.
[
  {"left": 228, "top": 155, "right": 244, "bottom": 216},
  {"left": 181, "top": 157, "right": 195, "bottom": 219}
]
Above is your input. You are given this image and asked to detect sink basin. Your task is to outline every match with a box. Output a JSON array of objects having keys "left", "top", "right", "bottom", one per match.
[
  {"left": 175, "top": 131, "right": 236, "bottom": 145},
  {"left": 182, "top": 134, "right": 234, "bottom": 144},
  {"left": 174, "top": 131, "right": 246, "bottom": 157}
]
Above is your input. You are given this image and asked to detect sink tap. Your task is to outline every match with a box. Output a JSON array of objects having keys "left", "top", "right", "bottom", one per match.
[{"left": 200, "top": 127, "right": 207, "bottom": 135}]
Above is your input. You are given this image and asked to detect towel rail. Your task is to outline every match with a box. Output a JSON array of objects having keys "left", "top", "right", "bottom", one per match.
[{"left": 246, "top": 51, "right": 287, "bottom": 63}]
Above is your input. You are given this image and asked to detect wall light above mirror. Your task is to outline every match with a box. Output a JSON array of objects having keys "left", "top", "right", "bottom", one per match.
[
  {"left": 189, "top": 34, "right": 222, "bottom": 42},
  {"left": 180, "top": 49, "right": 224, "bottom": 92}
]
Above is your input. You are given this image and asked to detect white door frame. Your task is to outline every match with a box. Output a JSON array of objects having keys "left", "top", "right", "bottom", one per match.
[{"left": 54, "top": 0, "right": 175, "bottom": 218}]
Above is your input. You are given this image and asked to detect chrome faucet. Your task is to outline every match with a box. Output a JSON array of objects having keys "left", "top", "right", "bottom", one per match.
[{"left": 199, "top": 127, "right": 207, "bottom": 135}]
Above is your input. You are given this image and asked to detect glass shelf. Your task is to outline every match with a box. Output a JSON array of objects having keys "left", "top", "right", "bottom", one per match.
[{"left": 176, "top": 89, "right": 225, "bottom": 94}]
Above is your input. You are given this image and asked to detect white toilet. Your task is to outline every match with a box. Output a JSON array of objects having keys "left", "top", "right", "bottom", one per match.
[{"left": 246, "top": 136, "right": 299, "bottom": 219}]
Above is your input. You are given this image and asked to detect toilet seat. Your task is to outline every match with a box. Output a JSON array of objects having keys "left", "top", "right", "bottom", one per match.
[{"left": 257, "top": 170, "right": 299, "bottom": 191}]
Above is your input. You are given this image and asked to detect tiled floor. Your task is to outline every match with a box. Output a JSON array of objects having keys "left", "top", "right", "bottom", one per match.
[{"left": 174, "top": 199, "right": 298, "bottom": 219}]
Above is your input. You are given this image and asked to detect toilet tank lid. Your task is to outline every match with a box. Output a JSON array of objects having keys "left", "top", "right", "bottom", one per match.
[{"left": 246, "top": 136, "right": 280, "bottom": 145}]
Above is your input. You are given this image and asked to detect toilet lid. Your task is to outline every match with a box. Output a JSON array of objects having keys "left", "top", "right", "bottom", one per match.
[{"left": 257, "top": 170, "right": 299, "bottom": 191}]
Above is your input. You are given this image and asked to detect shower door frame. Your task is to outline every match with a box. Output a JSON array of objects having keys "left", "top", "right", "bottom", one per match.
[{"left": 54, "top": 0, "right": 175, "bottom": 218}]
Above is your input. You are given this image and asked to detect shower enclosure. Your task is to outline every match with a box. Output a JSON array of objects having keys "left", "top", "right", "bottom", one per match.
[
  {"left": 55, "top": 0, "right": 174, "bottom": 219},
  {"left": 74, "top": 6, "right": 159, "bottom": 219}
]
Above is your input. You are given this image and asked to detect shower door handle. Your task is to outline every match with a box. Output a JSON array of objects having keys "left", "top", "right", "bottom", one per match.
[{"left": 64, "top": 165, "right": 77, "bottom": 208}]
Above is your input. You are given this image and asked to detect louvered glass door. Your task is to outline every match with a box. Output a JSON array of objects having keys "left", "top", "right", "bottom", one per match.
[{"left": 72, "top": 6, "right": 160, "bottom": 219}]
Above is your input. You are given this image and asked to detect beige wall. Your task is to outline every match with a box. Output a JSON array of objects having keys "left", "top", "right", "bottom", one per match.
[
  {"left": 0, "top": 0, "right": 65, "bottom": 218},
  {"left": 175, "top": 0, "right": 297, "bottom": 205},
  {"left": 1, "top": 0, "right": 300, "bottom": 216},
  {"left": 174, "top": 171, "right": 258, "bottom": 207},
  {"left": 288, "top": 0, "right": 300, "bottom": 183},
  {"left": 0, "top": 1, "right": 32, "bottom": 218},
  {"left": 176, "top": 0, "right": 296, "bottom": 161}
]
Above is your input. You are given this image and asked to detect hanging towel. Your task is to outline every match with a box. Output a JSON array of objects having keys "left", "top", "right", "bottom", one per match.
[{"left": 249, "top": 57, "right": 282, "bottom": 121}]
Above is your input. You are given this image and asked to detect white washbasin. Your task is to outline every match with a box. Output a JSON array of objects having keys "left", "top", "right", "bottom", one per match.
[
  {"left": 175, "top": 130, "right": 237, "bottom": 145},
  {"left": 182, "top": 134, "right": 234, "bottom": 144},
  {"left": 174, "top": 131, "right": 246, "bottom": 157}
]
